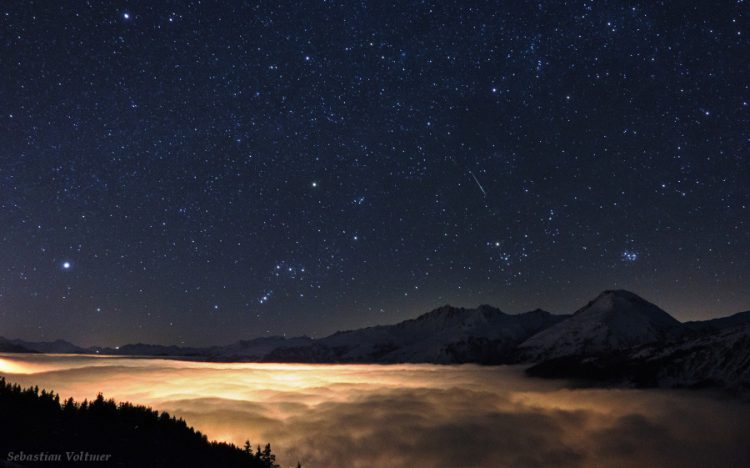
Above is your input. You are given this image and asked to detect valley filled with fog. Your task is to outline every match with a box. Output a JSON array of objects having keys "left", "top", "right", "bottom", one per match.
[{"left": 1, "top": 353, "right": 748, "bottom": 468}]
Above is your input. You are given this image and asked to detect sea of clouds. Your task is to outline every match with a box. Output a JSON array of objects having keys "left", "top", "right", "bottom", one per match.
[{"left": 2, "top": 354, "right": 749, "bottom": 467}]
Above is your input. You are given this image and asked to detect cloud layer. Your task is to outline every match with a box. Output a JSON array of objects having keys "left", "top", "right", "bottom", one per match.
[{"left": 3, "top": 354, "right": 749, "bottom": 467}]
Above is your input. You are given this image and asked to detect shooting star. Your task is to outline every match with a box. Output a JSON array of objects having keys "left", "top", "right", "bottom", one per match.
[{"left": 468, "top": 170, "right": 487, "bottom": 197}]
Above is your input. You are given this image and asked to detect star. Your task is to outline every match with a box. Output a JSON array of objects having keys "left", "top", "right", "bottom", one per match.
[
  {"left": 0, "top": 0, "right": 746, "bottom": 348},
  {"left": 621, "top": 251, "right": 639, "bottom": 262}
]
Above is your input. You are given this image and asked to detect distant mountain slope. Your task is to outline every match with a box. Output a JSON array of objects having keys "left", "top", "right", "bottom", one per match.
[
  {"left": 89, "top": 336, "right": 315, "bottom": 361},
  {"left": 266, "top": 305, "right": 568, "bottom": 364},
  {"left": 527, "top": 322, "right": 750, "bottom": 390},
  {"left": 94, "top": 343, "right": 209, "bottom": 357},
  {"left": 519, "top": 290, "right": 682, "bottom": 360},
  {"left": 209, "top": 336, "right": 314, "bottom": 361},
  {"left": 0, "top": 337, "right": 35, "bottom": 354},
  {"left": 684, "top": 310, "right": 750, "bottom": 333},
  {"left": 10, "top": 339, "right": 86, "bottom": 354},
  {"left": 641, "top": 322, "right": 750, "bottom": 388}
]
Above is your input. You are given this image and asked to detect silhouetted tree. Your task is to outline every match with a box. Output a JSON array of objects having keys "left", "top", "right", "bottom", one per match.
[
  {"left": 0, "top": 377, "right": 277, "bottom": 467},
  {"left": 261, "top": 443, "right": 278, "bottom": 467}
]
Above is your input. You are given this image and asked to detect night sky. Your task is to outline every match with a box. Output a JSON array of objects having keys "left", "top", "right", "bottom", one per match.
[{"left": 1, "top": 1, "right": 748, "bottom": 347}]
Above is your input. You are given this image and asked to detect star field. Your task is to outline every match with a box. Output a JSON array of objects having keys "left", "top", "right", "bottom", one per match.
[{"left": 1, "top": 1, "right": 748, "bottom": 346}]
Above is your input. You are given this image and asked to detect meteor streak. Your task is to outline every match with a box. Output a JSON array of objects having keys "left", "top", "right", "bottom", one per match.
[{"left": 468, "top": 170, "right": 487, "bottom": 196}]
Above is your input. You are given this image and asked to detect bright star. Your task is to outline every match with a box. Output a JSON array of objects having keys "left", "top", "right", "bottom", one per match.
[
  {"left": 62, "top": 261, "right": 71, "bottom": 270},
  {"left": 123, "top": 12, "right": 130, "bottom": 20}
]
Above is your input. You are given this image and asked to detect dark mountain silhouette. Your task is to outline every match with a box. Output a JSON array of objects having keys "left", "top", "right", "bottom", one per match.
[
  {"left": 87, "top": 336, "right": 315, "bottom": 361},
  {"left": 0, "top": 377, "right": 280, "bottom": 468},
  {"left": 527, "top": 321, "right": 750, "bottom": 390},
  {"left": 209, "top": 336, "right": 314, "bottom": 361},
  {"left": 684, "top": 310, "right": 750, "bottom": 333},
  {"left": 93, "top": 343, "right": 209, "bottom": 357},
  {"left": 0, "top": 337, "right": 36, "bottom": 354},
  {"left": 2, "top": 306, "right": 570, "bottom": 364},
  {"left": 9, "top": 339, "right": 85, "bottom": 354},
  {"left": 3, "top": 289, "right": 750, "bottom": 389},
  {"left": 266, "top": 305, "right": 568, "bottom": 364}
]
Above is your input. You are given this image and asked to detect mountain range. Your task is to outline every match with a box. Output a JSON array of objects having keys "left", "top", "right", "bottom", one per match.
[{"left": 2, "top": 289, "right": 749, "bottom": 390}]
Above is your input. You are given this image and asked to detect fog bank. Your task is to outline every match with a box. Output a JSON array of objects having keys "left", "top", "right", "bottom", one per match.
[{"left": 2, "top": 354, "right": 748, "bottom": 467}]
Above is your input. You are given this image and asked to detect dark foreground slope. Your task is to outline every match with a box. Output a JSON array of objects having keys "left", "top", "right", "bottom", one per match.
[{"left": 0, "top": 377, "right": 279, "bottom": 468}]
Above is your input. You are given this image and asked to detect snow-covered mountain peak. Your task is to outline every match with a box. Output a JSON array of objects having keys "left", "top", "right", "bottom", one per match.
[
  {"left": 574, "top": 289, "right": 679, "bottom": 326},
  {"left": 519, "top": 290, "right": 681, "bottom": 359}
]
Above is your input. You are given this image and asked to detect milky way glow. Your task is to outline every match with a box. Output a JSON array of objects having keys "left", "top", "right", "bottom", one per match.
[{"left": 2, "top": 354, "right": 749, "bottom": 468}]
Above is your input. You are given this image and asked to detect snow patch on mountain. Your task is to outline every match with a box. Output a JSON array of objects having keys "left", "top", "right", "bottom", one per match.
[{"left": 519, "top": 290, "right": 681, "bottom": 360}]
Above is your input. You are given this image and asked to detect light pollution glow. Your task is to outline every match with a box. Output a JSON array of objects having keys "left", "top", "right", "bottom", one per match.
[{"left": 1, "top": 353, "right": 749, "bottom": 467}]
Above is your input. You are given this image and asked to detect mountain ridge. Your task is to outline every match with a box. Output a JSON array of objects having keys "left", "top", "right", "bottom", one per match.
[{"left": 3, "top": 290, "right": 750, "bottom": 390}]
